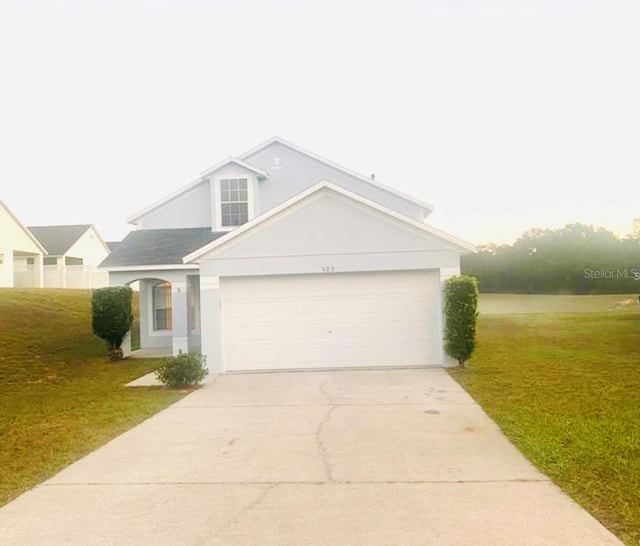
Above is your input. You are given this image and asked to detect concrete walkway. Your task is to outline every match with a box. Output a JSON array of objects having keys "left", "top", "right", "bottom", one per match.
[{"left": 0, "top": 369, "right": 622, "bottom": 545}]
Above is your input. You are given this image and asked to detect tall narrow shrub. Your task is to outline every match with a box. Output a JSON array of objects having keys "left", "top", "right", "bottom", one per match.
[
  {"left": 92, "top": 286, "right": 133, "bottom": 361},
  {"left": 444, "top": 275, "right": 479, "bottom": 367}
]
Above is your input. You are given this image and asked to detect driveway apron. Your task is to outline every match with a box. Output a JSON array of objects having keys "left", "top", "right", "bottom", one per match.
[{"left": 0, "top": 369, "right": 622, "bottom": 545}]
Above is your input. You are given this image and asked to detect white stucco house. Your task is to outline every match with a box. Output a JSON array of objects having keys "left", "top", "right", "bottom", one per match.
[
  {"left": 101, "top": 137, "right": 474, "bottom": 373},
  {"left": 28, "top": 225, "right": 110, "bottom": 289},
  {"left": 0, "top": 201, "right": 46, "bottom": 288}
]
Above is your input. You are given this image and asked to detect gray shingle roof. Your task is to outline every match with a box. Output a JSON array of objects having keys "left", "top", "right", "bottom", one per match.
[
  {"left": 28, "top": 225, "right": 92, "bottom": 256},
  {"left": 100, "top": 228, "right": 225, "bottom": 267},
  {"left": 105, "top": 241, "right": 121, "bottom": 252}
]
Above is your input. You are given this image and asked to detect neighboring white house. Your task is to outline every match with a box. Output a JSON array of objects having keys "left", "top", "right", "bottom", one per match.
[
  {"left": 0, "top": 201, "right": 46, "bottom": 288},
  {"left": 101, "top": 137, "right": 475, "bottom": 373},
  {"left": 27, "top": 225, "right": 110, "bottom": 289}
]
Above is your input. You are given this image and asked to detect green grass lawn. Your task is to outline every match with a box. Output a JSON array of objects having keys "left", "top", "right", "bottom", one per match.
[
  {"left": 450, "top": 296, "right": 640, "bottom": 545},
  {"left": 0, "top": 288, "right": 186, "bottom": 507},
  {"left": 479, "top": 293, "right": 639, "bottom": 315}
]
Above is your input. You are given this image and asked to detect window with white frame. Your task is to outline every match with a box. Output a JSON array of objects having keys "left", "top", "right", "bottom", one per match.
[
  {"left": 220, "top": 178, "right": 249, "bottom": 227},
  {"left": 152, "top": 281, "right": 172, "bottom": 331}
]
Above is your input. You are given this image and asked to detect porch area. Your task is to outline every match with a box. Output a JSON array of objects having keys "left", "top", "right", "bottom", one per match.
[
  {"left": 129, "top": 347, "right": 173, "bottom": 359},
  {"left": 109, "top": 269, "right": 202, "bottom": 358}
]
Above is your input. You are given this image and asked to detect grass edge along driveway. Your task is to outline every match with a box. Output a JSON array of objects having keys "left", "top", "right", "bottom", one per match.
[
  {"left": 449, "top": 304, "right": 640, "bottom": 546},
  {"left": 0, "top": 288, "right": 188, "bottom": 507}
]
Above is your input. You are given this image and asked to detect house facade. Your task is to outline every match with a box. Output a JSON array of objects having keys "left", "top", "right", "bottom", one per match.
[
  {"left": 102, "top": 138, "right": 474, "bottom": 373},
  {"left": 28, "top": 225, "right": 110, "bottom": 289},
  {"left": 0, "top": 202, "right": 45, "bottom": 288}
]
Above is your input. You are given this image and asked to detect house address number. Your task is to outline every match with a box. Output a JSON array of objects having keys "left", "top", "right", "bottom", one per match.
[{"left": 321, "top": 266, "right": 335, "bottom": 273}]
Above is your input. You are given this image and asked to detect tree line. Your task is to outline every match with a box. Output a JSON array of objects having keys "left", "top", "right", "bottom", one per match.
[{"left": 461, "top": 222, "right": 640, "bottom": 294}]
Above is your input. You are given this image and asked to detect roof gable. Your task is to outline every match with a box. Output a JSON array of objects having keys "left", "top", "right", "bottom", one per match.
[
  {"left": 0, "top": 202, "right": 46, "bottom": 254},
  {"left": 126, "top": 138, "right": 434, "bottom": 227},
  {"left": 184, "top": 181, "right": 474, "bottom": 263},
  {"left": 240, "top": 137, "right": 435, "bottom": 214},
  {"left": 199, "top": 157, "right": 269, "bottom": 178}
]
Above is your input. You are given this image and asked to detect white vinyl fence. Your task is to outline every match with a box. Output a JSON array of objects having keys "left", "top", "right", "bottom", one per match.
[{"left": 43, "top": 265, "right": 109, "bottom": 289}]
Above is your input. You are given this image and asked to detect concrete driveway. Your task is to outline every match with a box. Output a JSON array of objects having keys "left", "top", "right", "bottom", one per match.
[{"left": 0, "top": 369, "right": 621, "bottom": 545}]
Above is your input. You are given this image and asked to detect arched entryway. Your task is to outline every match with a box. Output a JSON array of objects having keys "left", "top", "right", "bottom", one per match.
[{"left": 109, "top": 270, "right": 201, "bottom": 357}]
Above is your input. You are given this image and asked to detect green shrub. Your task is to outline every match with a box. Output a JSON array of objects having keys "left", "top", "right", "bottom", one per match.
[
  {"left": 444, "top": 275, "right": 479, "bottom": 367},
  {"left": 155, "top": 352, "right": 208, "bottom": 388},
  {"left": 91, "top": 286, "right": 133, "bottom": 361}
]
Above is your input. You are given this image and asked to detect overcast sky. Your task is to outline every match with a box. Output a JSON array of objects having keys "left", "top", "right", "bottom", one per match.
[{"left": 0, "top": 0, "right": 637, "bottom": 246}]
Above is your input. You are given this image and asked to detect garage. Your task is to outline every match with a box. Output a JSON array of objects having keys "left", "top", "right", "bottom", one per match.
[{"left": 221, "top": 270, "right": 442, "bottom": 372}]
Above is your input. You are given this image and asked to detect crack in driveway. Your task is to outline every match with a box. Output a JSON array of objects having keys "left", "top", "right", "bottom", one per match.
[
  {"left": 316, "top": 406, "right": 336, "bottom": 483},
  {"left": 318, "top": 374, "right": 334, "bottom": 405},
  {"left": 204, "top": 483, "right": 276, "bottom": 544}
]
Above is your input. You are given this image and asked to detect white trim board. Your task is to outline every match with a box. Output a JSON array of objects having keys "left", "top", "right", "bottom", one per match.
[{"left": 102, "top": 264, "right": 200, "bottom": 272}]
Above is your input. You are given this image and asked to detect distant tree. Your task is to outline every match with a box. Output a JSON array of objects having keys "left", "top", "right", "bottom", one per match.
[{"left": 462, "top": 223, "right": 638, "bottom": 294}]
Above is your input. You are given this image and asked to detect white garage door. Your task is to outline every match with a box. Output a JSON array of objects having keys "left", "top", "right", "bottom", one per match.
[{"left": 221, "top": 270, "right": 442, "bottom": 372}]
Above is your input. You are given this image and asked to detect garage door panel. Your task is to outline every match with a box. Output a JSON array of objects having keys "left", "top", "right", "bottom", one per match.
[
  {"left": 222, "top": 271, "right": 441, "bottom": 371},
  {"left": 227, "top": 301, "right": 439, "bottom": 325},
  {"left": 227, "top": 317, "right": 439, "bottom": 342}
]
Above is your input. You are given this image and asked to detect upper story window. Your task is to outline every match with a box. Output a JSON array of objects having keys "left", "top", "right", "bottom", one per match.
[
  {"left": 213, "top": 173, "right": 256, "bottom": 231},
  {"left": 220, "top": 178, "right": 249, "bottom": 227}
]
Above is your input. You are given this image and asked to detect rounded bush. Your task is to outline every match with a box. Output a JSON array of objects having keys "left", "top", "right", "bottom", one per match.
[
  {"left": 91, "top": 286, "right": 133, "bottom": 360},
  {"left": 155, "top": 352, "right": 208, "bottom": 388}
]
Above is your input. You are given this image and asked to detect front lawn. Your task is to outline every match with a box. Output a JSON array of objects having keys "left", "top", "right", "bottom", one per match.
[
  {"left": 449, "top": 304, "right": 640, "bottom": 545},
  {"left": 0, "top": 289, "right": 186, "bottom": 507}
]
